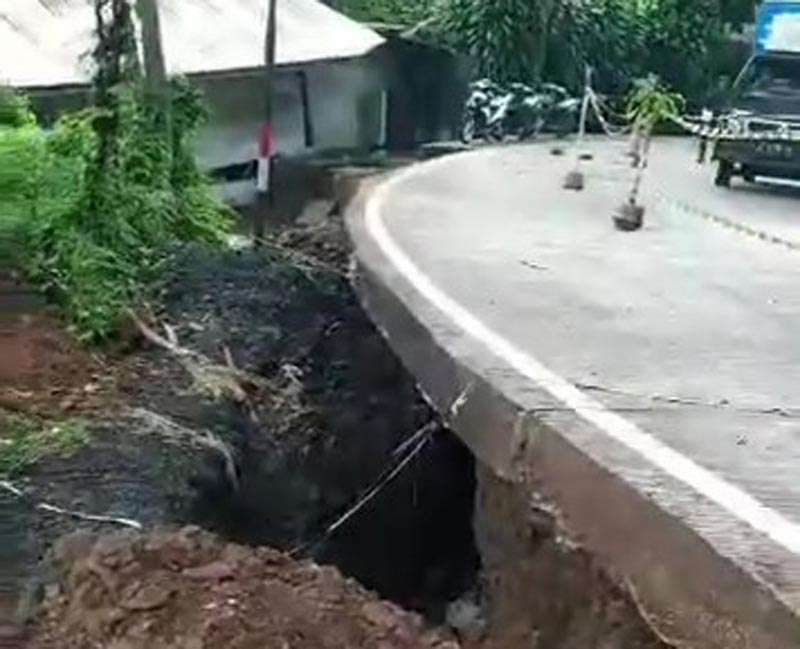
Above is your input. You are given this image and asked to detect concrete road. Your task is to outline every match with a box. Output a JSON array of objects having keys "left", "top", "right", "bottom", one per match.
[
  {"left": 347, "top": 137, "right": 800, "bottom": 647},
  {"left": 651, "top": 137, "right": 800, "bottom": 248}
]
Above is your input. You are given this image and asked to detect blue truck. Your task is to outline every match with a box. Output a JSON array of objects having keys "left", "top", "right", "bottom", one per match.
[{"left": 713, "top": 0, "right": 800, "bottom": 186}]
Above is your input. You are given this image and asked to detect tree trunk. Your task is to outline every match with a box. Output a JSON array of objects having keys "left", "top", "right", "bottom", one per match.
[
  {"left": 137, "top": 0, "right": 168, "bottom": 100},
  {"left": 137, "top": 0, "right": 172, "bottom": 161},
  {"left": 531, "top": 0, "right": 558, "bottom": 81}
]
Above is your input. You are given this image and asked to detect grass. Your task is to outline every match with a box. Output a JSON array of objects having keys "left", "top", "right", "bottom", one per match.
[{"left": 0, "top": 415, "right": 92, "bottom": 478}]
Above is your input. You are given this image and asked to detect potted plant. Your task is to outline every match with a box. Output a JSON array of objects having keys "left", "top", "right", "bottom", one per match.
[{"left": 616, "top": 75, "right": 685, "bottom": 231}]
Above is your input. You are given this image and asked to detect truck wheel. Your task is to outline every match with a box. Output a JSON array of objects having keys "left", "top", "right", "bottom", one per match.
[{"left": 715, "top": 160, "right": 733, "bottom": 188}]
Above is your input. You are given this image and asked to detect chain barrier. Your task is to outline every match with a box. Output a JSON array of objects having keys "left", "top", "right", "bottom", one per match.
[
  {"left": 579, "top": 71, "right": 800, "bottom": 143},
  {"left": 575, "top": 75, "right": 800, "bottom": 252},
  {"left": 586, "top": 87, "right": 631, "bottom": 137},
  {"left": 655, "top": 190, "right": 800, "bottom": 251},
  {"left": 669, "top": 114, "right": 800, "bottom": 142}
]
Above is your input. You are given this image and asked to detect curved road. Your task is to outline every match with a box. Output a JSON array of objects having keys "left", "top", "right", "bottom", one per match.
[{"left": 347, "top": 137, "right": 800, "bottom": 647}]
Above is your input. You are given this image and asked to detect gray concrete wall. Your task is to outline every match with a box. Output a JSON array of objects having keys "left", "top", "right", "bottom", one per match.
[
  {"left": 26, "top": 54, "right": 386, "bottom": 169},
  {"left": 25, "top": 42, "right": 465, "bottom": 175},
  {"left": 192, "top": 56, "right": 386, "bottom": 171}
]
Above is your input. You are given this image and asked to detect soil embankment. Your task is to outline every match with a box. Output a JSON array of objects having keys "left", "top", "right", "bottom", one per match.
[
  {"left": 2, "top": 211, "right": 670, "bottom": 649},
  {"left": 1, "top": 216, "right": 479, "bottom": 646}
]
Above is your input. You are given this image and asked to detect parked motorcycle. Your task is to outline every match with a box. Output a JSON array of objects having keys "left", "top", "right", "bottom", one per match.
[
  {"left": 460, "top": 79, "right": 508, "bottom": 143},
  {"left": 461, "top": 79, "right": 580, "bottom": 144}
]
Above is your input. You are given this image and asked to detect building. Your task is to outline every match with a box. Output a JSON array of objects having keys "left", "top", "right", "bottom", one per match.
[{"left": 1, "top": 0, "right": 466, "bottom": 205}]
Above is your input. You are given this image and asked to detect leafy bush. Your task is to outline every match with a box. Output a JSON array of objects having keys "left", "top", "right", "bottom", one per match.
[
  {"left": 554, "top": 0, "right": 744, "bottom": 105},
  {"left": 338, "top": 0, "right": 432, "bottom": 26},
  {"left": 626, "top": 75, "right": 686, "bottom": 132},
  {"left": 0, "top": 82, "right": 234, "bottom": 341},
  {"left": 441, "top": 0, "right": 560, "bottom": 83},
  {"left": 0, "top": 92, "right": 45, "bottom": 269},
  {"left": 343, "top": 0, "right": 750, "bottom": 106}
]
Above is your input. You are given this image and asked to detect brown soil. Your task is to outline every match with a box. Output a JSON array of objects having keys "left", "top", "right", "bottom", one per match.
[
  {"left": 0, "top": 210, "right": 673, "bottom": 649},
  {"left": 2, "top": 218, "right": 478, "bottom": 645},
  {"left": 0, "top": 278, "right": 114, "bottom": 419},
  {"left": 30, "top": 528, "right": 459, "bottom": 649}
]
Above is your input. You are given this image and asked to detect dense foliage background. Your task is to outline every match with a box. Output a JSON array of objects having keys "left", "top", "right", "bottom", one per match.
[{"left": 338, "top": 0, "right": 759, "bottom": 104}]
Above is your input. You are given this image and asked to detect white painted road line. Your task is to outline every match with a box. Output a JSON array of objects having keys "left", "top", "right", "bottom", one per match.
[{"left": 364, "top": 157, "right": 800, "bottom": 556}]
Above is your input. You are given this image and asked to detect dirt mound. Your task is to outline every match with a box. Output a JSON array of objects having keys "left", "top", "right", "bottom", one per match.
[{"left": 32, "top": 528, "right": 459, "bottom": 649}]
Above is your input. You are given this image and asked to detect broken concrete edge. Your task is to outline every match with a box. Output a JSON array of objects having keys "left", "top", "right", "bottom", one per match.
[{"left": 343, "top": 157, "right": 800, "bottom": 649}]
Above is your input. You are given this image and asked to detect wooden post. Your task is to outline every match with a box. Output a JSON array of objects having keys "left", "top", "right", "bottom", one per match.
[{"left": 255, "top": 0, "right": 278, "bottom": 244}]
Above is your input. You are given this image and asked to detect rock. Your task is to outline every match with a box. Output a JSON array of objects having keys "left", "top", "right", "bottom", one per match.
[
  {"left": 220, "top": 543, "right": 251, "bottom": 565},
  {"left": 183, "top": 561, "right": 236, "bottom": 581},
  {"left": 435, "top": 642, "right": 460, "bottom": 649},
  {"left": 121, "top": 583, "right": 174, "bottom": 611},
  {"left": 361, "top": 601, "right": 400, "bottom": 629},
  {"left": 94, "top": 533, "right": 136, "bottom": 563},
  {"left": 446, "top": 594, "right": 486, "bottom": 641},
  {"left": 44, "top": 582, "right": 62, "bottom": 601},
  {"left": 52, "top": 532, "right": 97, "bottom": 568},
  {"left": 297, "top": 200, "right": 335, "bottom": 228},
  {"left": 59, "top": 395, "right": 79, "bottom": 411}
]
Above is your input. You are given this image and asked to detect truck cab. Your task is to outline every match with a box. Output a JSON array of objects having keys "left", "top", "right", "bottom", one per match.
[{"left": 713, "top": 1, "right": 800, "bottom": 186}]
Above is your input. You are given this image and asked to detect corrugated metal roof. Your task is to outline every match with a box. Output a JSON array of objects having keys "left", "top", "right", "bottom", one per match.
[{"left": 0, "top": 0, "right": 384, "bottom": 87}]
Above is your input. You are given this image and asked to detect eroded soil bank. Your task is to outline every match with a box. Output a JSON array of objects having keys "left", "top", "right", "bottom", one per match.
[
  {"left": 2, "top": 215, "right": 669, "bottom": 649},
  {"left": 1, "top": 217, "right": 480, "bottom": 644}
]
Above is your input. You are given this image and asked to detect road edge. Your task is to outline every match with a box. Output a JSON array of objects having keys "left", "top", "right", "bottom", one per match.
[{"left": 344, "top": 151, "right": 800, "bottom": 648}]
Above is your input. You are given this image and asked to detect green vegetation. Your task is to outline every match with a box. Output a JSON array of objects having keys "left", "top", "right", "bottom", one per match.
[
  {"left": 0, "top": 81, "right": 233, "bottom": 342},
  {"left": 626, "top": 76, "right": 686, "bottom": 205},
  {"left": 626, "top": 75, "right": 686, "bottom": 134},
  {"left": 0, "top": 416, "right": 91, "bottom": 478},
  {"left": 340, "top": 0, "right": 757, "bottom": 104},
  {"left": 0, "top": 0, "right": 233, "bottom": 342},
  {"left": 337, "top": 0, "right": 431, "bottom": 26},
  {"left": 0, "top": 90, "right": 41, "bottom": 270},
  {"left": 442, "top": 0, "right": 560, "bottom": 82}
]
